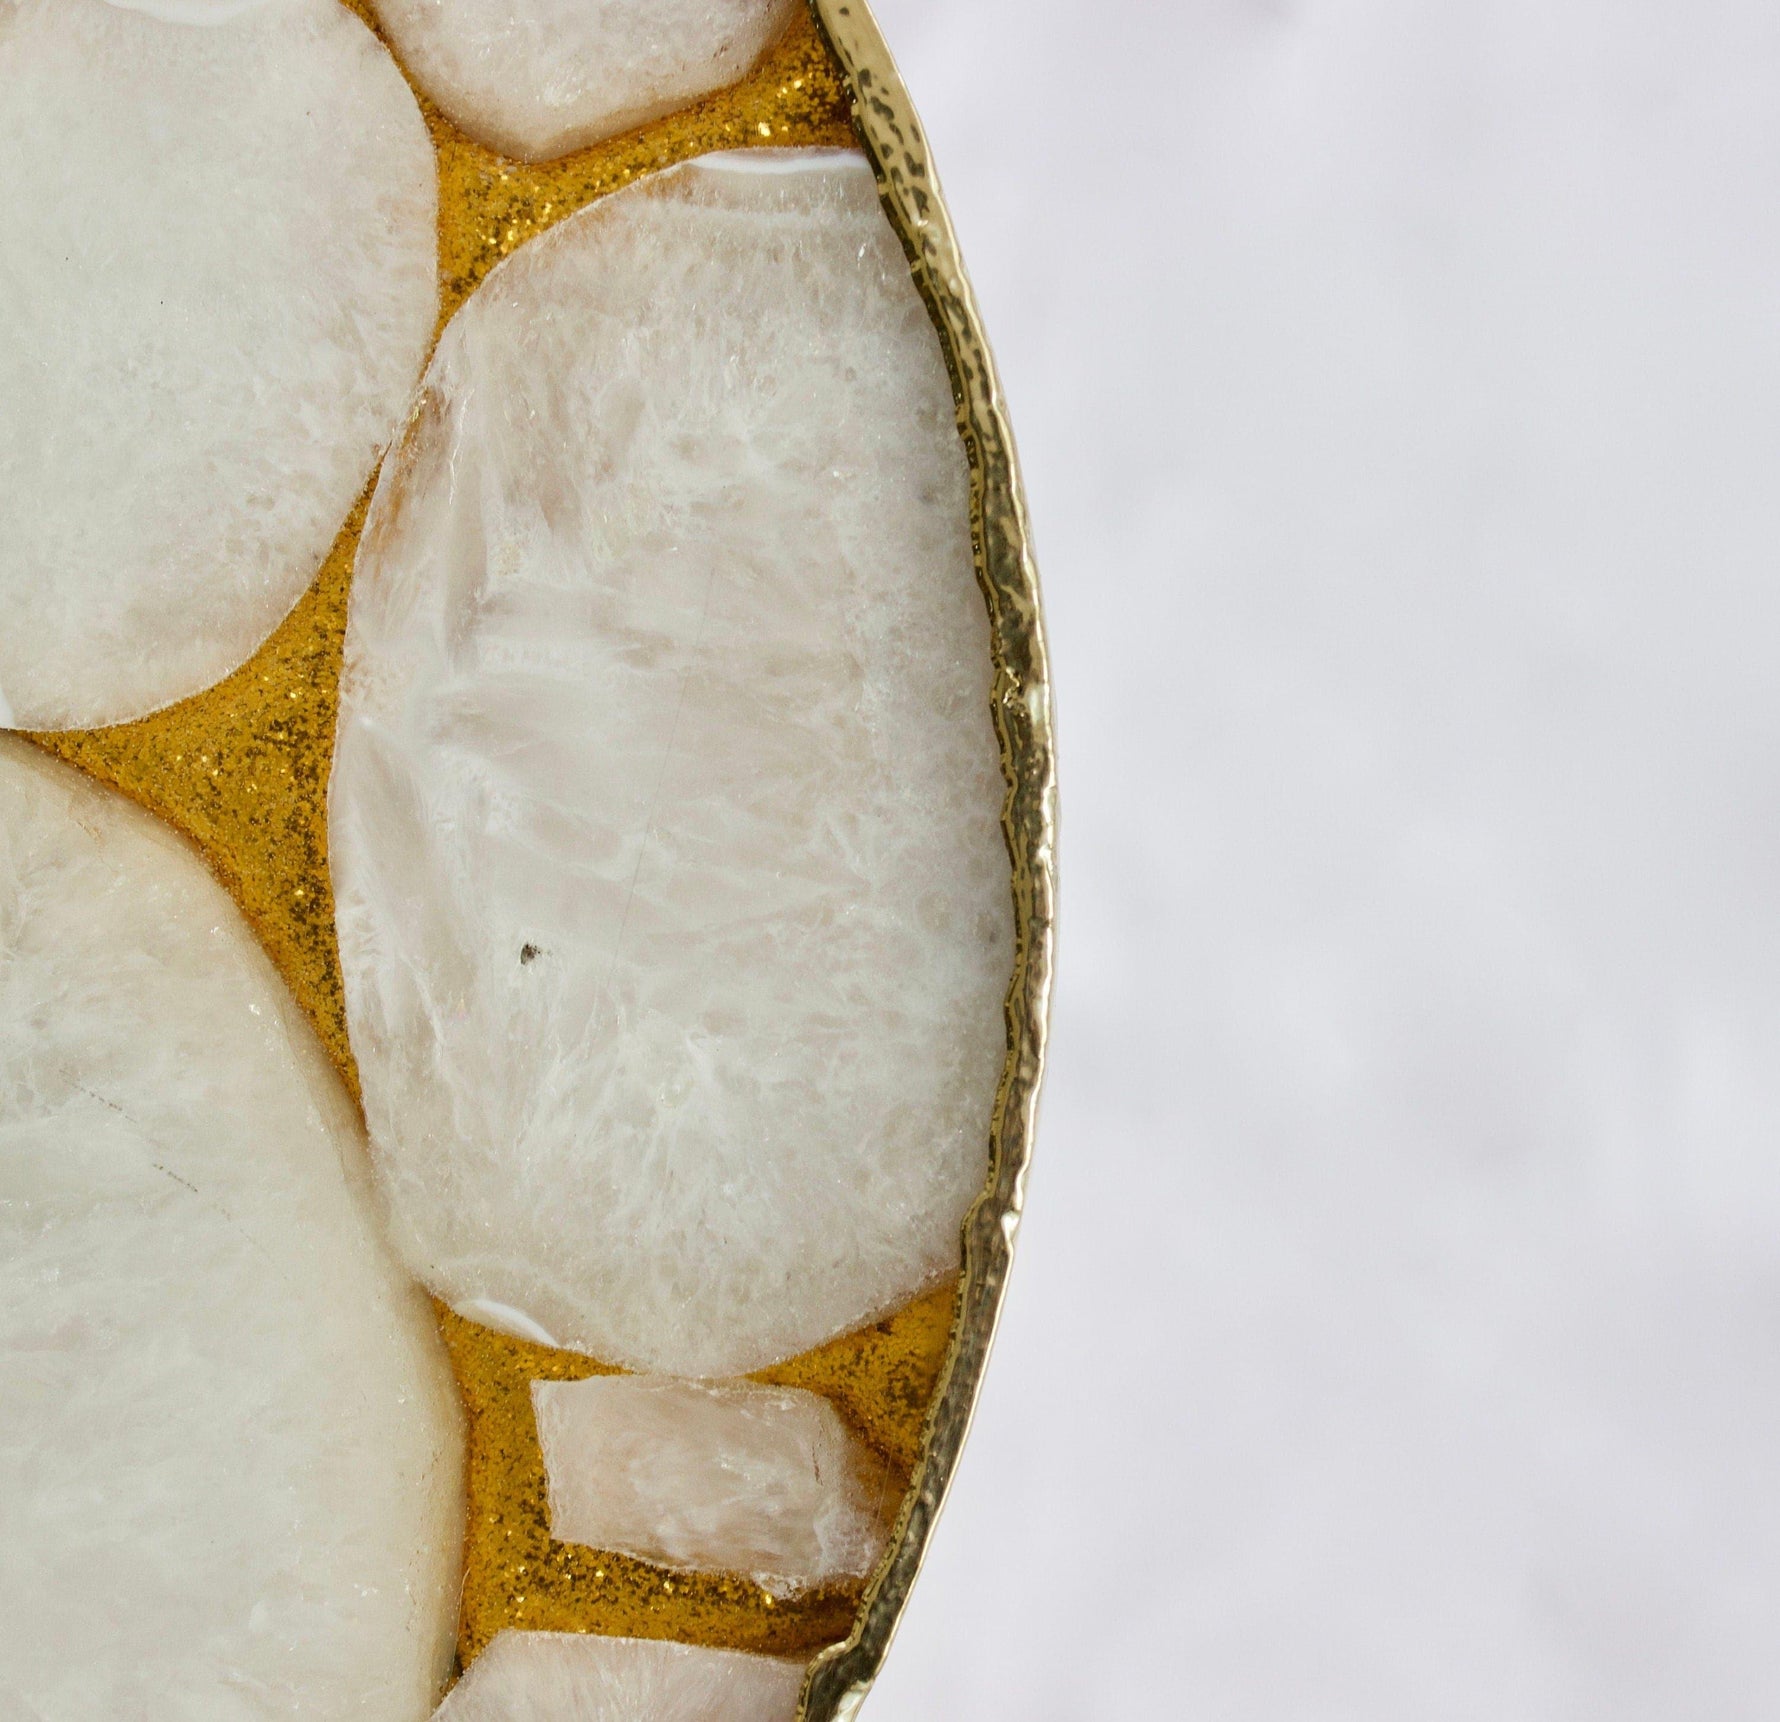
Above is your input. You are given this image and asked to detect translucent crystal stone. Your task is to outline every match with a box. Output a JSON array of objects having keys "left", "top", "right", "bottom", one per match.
[
  {"left": 371, "top": 0, "right": 797, "bottom": 161},
  {"left": 0, "top": 739, "right": 462, "bottom": 1715},
  {"left": 534, "top": 1375, "right": 890, "bottom": 1591},
  {"left": 0, "top": 0, "right": 435, "bottom": 729},
  {"left": 331, "top": 150, "right": 1012, "bottom": 1379},
  {"left": 433, "top": 1632, "right": 802, "bottom": 1722}
]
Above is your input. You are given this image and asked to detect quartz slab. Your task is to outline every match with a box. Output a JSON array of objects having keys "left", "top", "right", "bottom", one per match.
[
  {"left": 0, "top": 739, "right": 462, "bottom": 1717},
  {"left": 0, "top": 0, "right": 436, "bottom": 731},
  {"left": 331, "top": 150, "right": 1013, "bottom": 1378},
  {"left": 434, "top": 1633, "right": 802, "bottom": 1722},
  {"left": 372, "top": 0, "right": 797, "bottom": 161},
  {"left": 534, "top": 1376, "right": 889, "bottom": 1593}
]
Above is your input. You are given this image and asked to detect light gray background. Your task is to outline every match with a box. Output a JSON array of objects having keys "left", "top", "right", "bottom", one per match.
[{"left": 864, "top": 2, "right": 1780, "bottom": 1717}]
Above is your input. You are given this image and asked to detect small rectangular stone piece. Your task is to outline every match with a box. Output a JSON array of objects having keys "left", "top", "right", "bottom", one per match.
[{"left": 532, "top": 1375, "right": 890, "bottom": 1594}]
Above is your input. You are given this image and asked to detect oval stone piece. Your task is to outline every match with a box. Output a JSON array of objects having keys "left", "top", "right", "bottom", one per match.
[
  {"left": 330, "top": 150, "right": 1013, "bottom": 1379},
  {"left": 372, "top": 0, "right": 797, "bottom": 161},
  {"left": 0, "top": 0, "right": 436, "bottom": 730},
  {"left": 0, "top": 739, "right": 462, "bottom": 1715}
]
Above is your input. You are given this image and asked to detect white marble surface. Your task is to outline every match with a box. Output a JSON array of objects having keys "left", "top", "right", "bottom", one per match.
[
  {"left": 865, "top": 0, "right": 1780, "bottom": 1717},
  {"left": 433, "top": 1632, "right": 801, "bottom": 1722},
  {"left": 372, "top": 0, "right": 796, "bottom": 161},
  {"left": 534, "top": 1375, "right": 888, "bottom": 1592},
  {"left": 0, "top": 0, "right": 436, "bottom": 730},
  {"left": 0, "top": 739, "right": 461, "bottom": 1718},
  {"left": 331, "top": 151, "right": 1012, "bottom": 1379}
]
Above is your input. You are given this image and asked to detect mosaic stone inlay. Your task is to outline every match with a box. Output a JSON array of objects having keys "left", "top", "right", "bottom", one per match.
[{"left": 5, "top": 3, "right": 1054, "bottom": 1717}]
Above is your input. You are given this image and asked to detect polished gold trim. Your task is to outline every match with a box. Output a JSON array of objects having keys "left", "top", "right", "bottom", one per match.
[{"left": 799, "top": 3, "right": 1058, "bottom": 1716}]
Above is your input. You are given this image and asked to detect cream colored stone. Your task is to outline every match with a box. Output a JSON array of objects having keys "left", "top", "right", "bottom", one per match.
[
  {"left": 332, "top": 150, "right": 1012, "bottom": 1378},
  {"left": 433, "top": 1633, "right": 802, "bottom": 1722},
  {"left": 0, "top": 738, "right": 462, "bottom": 1716},
  {"left": 534, "top": 1375, "right": 890, "bottom": 1592},
  {"left": 0, "top": 0, "right": 436, "bottom": 730},
  {"left": 371, "top": 0, "right": 797, "bottom": 161}
]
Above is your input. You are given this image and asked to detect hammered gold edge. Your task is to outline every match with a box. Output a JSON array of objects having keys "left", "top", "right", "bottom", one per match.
[{"left": 798, "top": 3, "right": 1058, "bottom": 1717}]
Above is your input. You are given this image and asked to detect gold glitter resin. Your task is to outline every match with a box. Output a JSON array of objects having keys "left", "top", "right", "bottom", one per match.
[
  {"left": 20, "top": 5, "right": 1055, "bottom": 1717},
  {"left": 342, "top": 0, "right": 858, "bottom": 336},
  {"left": 439, "top": 1280, "right": 954, "bottom": 1664},
  {"left": 29, "top": 495, "right": 366, "bottom": 1093}
]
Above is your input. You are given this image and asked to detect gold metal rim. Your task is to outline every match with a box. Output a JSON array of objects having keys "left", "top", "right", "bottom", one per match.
[{"left": 798, "top": 4, "right": 1058, "bottom": 1716}]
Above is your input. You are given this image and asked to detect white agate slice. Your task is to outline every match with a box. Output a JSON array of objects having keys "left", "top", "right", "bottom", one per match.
[
  {"left": 533, "top": 1376, "right": 889, "bottom": 1591},
  {"left": 433, "top": 1633, "right": 802, "bottom": 1722},
  {"left": 331, "top": 150, "right": 1012, "bottom": 1378},
  {"left": 371, "top": 0, "right": 797, "bottom": 161},
  {"left": 0, "top": 0, "right": 436, "bottom": 731},
  {"left": 0, "top": 739, "right": 462, "bottom": 1715}
]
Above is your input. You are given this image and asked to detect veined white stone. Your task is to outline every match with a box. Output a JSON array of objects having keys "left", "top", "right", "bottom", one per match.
[
  {"left": 433, "top": 1633, "right": 802, "bottom": 1722},
  {"left": 533, "top": 1376, "right": 890, "bottom": 1592},
  {"left": 0, "top": 739, "right": 462, "bottom": 1716},
  {"left": 101, "top": 0, "right": 281, "bottom": 22},
  {"left": 370, "top": 0, "right": 796, "bottom": 161},
  {"left": 0, "top": 0, "right": 436, "bottom": 731},
  {"left": 331, "top": 151, "right": 1013, "bottom": 1379}
]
